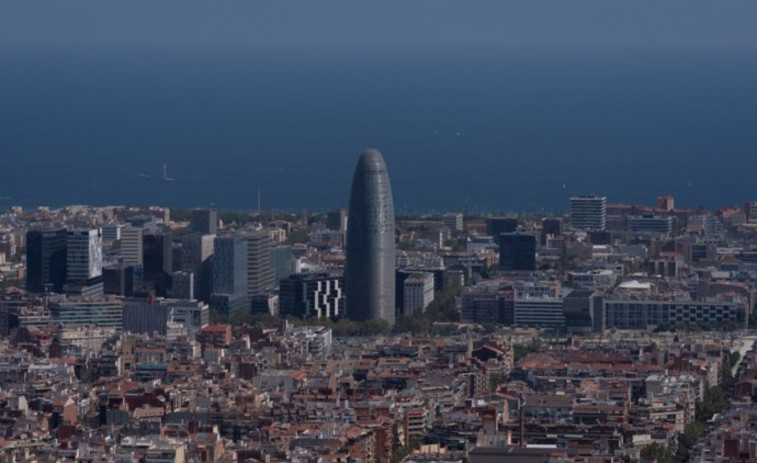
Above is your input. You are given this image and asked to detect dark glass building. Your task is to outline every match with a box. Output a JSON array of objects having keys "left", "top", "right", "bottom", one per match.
[
  {"left": 345, "top": 149, "right": 396, "bottom": 325},
  {"left": 499, "top": 233, "right": 537, "bottom": 271},
  {"left": 26, "top": 228, "right": 67, "bottom": 293},
  {"left": 487, "top": 218, "right": 518, "bottom": 244},
  {"left": 191, "top": 208, "right": 218, "bottom": 235},
  {"left": 143, "top": 231, "right": 172, "bottom": 296}
]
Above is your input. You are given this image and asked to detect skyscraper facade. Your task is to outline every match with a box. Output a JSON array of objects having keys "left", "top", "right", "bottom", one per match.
[
  {"left": 210, "top": 235, "right": 248, "bottom": 314},
  {"left": 65, "top": 228, "right": 104, "bottom": 297},
  {"left": 570, "top": 195, "right": 607, "bottom": 231},
  {"left": 66, "top": 229, "right": 103, "bottom": 282},
  {"left": 26, "top": 228, "right": 67, "bottom": 293},
  {"left": 345, "top": 148, "right": 396, "bottom": 325},
  {"left": 246, "top": 230, "right": 275, "bottom": 298},
  {"left": 191, "top": 208, "right": 218, "bottom": 235},
  {"left": 499, "top": 233, "right": 537, "bottom": 271}
]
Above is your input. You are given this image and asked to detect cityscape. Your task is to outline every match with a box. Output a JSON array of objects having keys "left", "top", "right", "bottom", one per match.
[
  {"left": 1, "top": 146, "right": 757, "bottom": 462},
  {"left": 4, "top": 1, "right": 757, "bottom": 463}
]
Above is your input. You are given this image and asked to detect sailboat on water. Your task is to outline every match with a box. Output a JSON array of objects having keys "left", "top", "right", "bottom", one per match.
[{"left": 162, "top": 163, "right": 174, "bottom": 182}]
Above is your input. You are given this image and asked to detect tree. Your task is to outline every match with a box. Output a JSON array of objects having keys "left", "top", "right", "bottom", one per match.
[{"left": 641, "top": 443, "right": 672, "bottom": 463}]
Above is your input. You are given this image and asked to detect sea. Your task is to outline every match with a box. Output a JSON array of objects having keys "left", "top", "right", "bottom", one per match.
[{"left": 2, "top": 47, "right": 757, "bottom": 214}]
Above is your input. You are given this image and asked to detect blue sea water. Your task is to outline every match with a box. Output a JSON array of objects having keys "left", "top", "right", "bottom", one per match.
[{"left": 2, "top": 48, "right": 757, "bottom": 213}]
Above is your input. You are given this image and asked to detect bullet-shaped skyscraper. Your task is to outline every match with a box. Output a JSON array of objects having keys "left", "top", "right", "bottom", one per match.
[{"left": 345, "top": 149, "right": 396, "bottom": 325}]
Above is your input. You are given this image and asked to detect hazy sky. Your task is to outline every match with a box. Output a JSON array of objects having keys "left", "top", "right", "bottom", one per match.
[{"left": 2, "top": 1, "right": 757, "bottom": 53}]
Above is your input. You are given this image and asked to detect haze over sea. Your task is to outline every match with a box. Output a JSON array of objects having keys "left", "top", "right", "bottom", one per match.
[{"left": 2, "top": 2, "right": 757, "bottom": 214}]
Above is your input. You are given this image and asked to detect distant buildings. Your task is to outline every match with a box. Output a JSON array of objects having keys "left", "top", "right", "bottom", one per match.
[
  {"left": 177, "top": 234, "right": 215, "bottom": 302},
  {"left": 570, "top": 195, "right": 607, "bottom": 231},
  {"left": 345, "top": 149, "right": 396, "bottom": 325},
  {"left": 120, "top": 225, "right": 143, "bottom": 266},
  {"left": 210, "top": 236, "right": 248, "bottom": 314},
  {"left": 403, "top": 272, "right": 435, "bottom": 315},
  {"left": 486, "top": 217, "right": 517, "bottom": 244},
  {"left": 498, "top": 233, "right": 536, "bottom": 271},
  {"left": 246, "top": 231, "right": 275, "bottom": 299},
  {"left": 279, "top": 272, "right": 344, "bottom": 319},
  {"left": 190, "top": 208, "right": 218, "bottom": 235},
  {"left": 25, "top": 228, "right": 67, "bottom": 293},
  {"left": 443, "top": 213, "right": 463, "bottom": 232},
  {"left": 630, "top": 215, "right": 674, "bottom": 235},
  {"left": 65, "top": 228, "right": 103, "bottom": 297}
]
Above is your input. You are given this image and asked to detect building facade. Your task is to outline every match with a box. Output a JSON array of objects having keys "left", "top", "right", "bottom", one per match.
[
  {"left": 403, "top": 272, "right": 434, "bottom": 315},
  {"left": 26, "top": 228, "right": 67, "bottom": 294},
  {"left": 279, "top": 272, "right": 344, "bottom": 319},
  {"left": 345, "top": 149, "right": 396, "bottom": 325},
  {"left": 570, "top": 195, "right": 607, "bottom": 231}
]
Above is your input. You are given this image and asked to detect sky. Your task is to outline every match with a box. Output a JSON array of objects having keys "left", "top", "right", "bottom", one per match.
[{"left": 2, "top": 1, "right": 757, "bottom": 54}]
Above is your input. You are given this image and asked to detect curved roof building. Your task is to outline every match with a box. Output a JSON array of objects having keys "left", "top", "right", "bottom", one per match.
[{"left": 345, "top": 148, "right": 396, "bottom": 325}]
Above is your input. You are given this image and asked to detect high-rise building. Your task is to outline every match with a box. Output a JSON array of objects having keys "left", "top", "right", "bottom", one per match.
[
  {"left": 345, "top": 148, "right": 396, "bottom": 325},
  {"left": 270, "top": 245, "right": 294, "bottom": 287},
  {"left": 246, "top": 230, "right": 275, "bottom": 298},
  {"left": 487, "top": 218, "right": 518, "bottom": 244},
  {"left": 191, "top": 208, "right": 218, "bottom": 235},
  {"left": 212, "top": 236, "right": 247, "bottom": 296},
  {"left": 26, "top": 228, "right": 67, "bottom": 293},
  {"left": 326, "top": 209, "right": 348, "bottom": 232},
  {"left": 570, "top": 195, "right": 607, "bottom": 231},
  {"left": 142, "top": 231, "right": 172, "bottom": 296},
  {"left": 499, "top": 233, "right": 537, "bottom": 271},
  {"left": 279, "top": 272, "right": 344, "bottom": 319},
  {"left": 403, "top": 272, "right": 435, "bottom": 315},
  {"left": 169, "top": 271, "right": 194, "bottom": 300},
  {"left": 541, "top": 218, "right": 563, "bottom": 245},
  {"left": 65, "top": 228, "right": 103, "bottom": 296},
  {"left": 179, "top": 234, "right": 215, "bottom": 302},
  {"left": 120, "top": 226, "right": 143, "bottom": 266}
]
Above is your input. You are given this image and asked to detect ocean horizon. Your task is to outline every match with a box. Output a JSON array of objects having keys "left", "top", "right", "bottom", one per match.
[{"left": 2, "top": 47, "right": 757, "bottom": 214}]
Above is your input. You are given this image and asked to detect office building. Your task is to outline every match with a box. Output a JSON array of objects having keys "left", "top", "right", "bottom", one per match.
[
  {"left": 169, "top": 271, "right": 194, "bottom": 300},
  {"left": 65, "top": 228, "right": 103, "bottom": 296},
  {"left": 514, "top": 290, "right": 570, "bottom": 327},
  {"left": 605, "top": 296, "right": 746, "bottom": 330},
  {"left": 499, "top": 233, "right": 537, "bottom": 271},
  {"left": 279, "top": 272, "right": 344, "bottom": 319},
  {"left": 345, "top": 149, "right": 396, "bottom": 325},
  {"left": 443, "top": 213, "right": 463, "bottom": 232},
  {"left": 246, "top": 230, "right": 275, "bottom": 298},
  {"left": 270, "top": 245, "right": 294, "bottom": 287},
  {"left": 102, "top": 264, "right": 136, "bottom": 297},
  {"left": 26, "top": 228, "right": 67, "bottom": 293},
  {"left": 120, "top": 226, "right": 143, "bottom": 266},
  {"left": 570, "top": 195, "right": 607, "bottom": 231},
  {"left": 101, "top": 223, "right": 122, "bottom": 242},
  {"left": 123, "top": 297, "right": 167, "bottom": 336},
  {"left": 49, "top": 298, "right": 123, "bottom": 331},
  {"left": 211, "top": 236, "right": 248, "bottom": 314},
  {"left": 178, "top": 234, "right": 214, "bottom": 302},
  {"left": 191, "top": 208, "right": 218, "bottom": 235},
  {"left": 403, "top": 272, "right": 435, "bottom": 315},
  {"left": 326, "top": 208, "right": 348, "bottom": 232},
  {"left": 630, "top": 215, "right": 674, "bottom": 235},
  {"left": 142, "top": 231, "right": 172, "bottom": 296},
  {"left": 541, "top": 218, "right": 563, "bottom": 245},
  {"left": 562, "top": 289, "right": 604, "bottom": 333},
  {"left": 461, "top": 284, "right": 514, "bottom": 325},
  {"left": 487, "top": 218, "right": 518, "bottom": 244}
]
